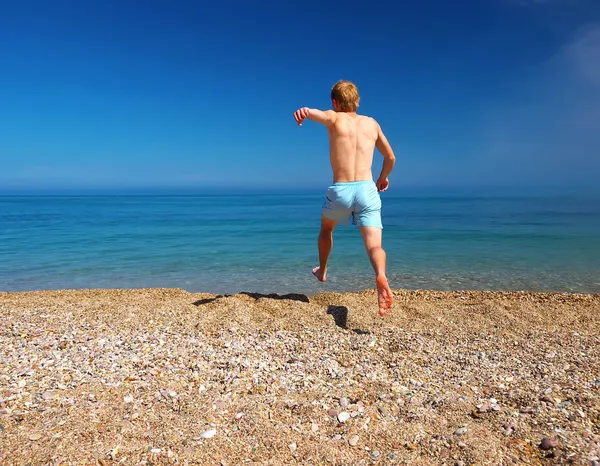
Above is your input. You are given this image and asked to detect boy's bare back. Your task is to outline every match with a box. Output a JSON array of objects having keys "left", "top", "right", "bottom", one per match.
[
  {"left": 294, "top": 103, "right": 394, "bottom": 192},
  {"left": 327, "top": 113, "right": 381, "bottom": 183}
]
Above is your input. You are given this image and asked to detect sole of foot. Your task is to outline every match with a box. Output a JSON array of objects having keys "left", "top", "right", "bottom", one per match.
[{"left": 312, "top": 266, "right": 326, "bottom": 282}]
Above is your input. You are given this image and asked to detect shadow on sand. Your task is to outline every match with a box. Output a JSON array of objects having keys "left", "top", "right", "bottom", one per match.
[
  {"left": 192, "top": 295, "right": 369, "bottom": 334},
  {"left": 193, "top": 292, "right": 310, "bottom": 307},
  {"left": 326, "top": 305, "right": 370, "bottom": 334},
  {"left": 327, "top": 305, "right": 348, "bottom": 328}
]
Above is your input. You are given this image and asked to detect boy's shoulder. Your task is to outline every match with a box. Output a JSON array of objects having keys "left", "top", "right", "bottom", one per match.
[{"left": 359, "top": 114, "right": 379, "bottom": 127}]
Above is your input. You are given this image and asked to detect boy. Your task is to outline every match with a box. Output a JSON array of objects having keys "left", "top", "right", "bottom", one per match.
[{"left": 293, "top": 80, "right": 396, "bottom": 316}]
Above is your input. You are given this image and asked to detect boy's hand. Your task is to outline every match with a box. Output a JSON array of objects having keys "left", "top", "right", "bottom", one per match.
[
  {"left": 376, "top": 177, "right": 389, "bottom": 192},
  {"left": 294, "top": 107, "right": 310, "bottom": 126}
]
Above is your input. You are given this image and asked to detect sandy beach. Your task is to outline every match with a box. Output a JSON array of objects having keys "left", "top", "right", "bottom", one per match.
[{"left": 0, "top": 288, "right": 599, "bottom": 465}]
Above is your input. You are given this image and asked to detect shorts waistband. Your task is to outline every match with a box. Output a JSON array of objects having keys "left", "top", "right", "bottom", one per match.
[{"left": 331, "top": 180, "right": 374, "bottom": 187}]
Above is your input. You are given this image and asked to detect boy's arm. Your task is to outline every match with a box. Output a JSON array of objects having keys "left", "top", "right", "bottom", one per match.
[
  {"left": 375, "top": 121, "right": 396, "bottom": 192},
  {"left": 294, "top": 107, "right": 337, "bottom": 127}
]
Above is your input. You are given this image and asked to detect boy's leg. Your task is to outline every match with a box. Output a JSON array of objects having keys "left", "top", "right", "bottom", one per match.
[
  {"left": 359, "top": 226, "right": 394, "bottom": 316},
  {"left": 313, "top": 215, "right": 337, "bottom": 282}
]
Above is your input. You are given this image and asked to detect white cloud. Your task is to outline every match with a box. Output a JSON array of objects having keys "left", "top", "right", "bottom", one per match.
[
  {"left": 559, "top": 25, "right": 600, "bottom": 84},
  {"left": 468, "top": 23, "right": 600, "bottom": 187}
]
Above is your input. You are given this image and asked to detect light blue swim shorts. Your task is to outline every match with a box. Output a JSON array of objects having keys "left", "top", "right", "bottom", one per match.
[{"left": 321, "top": 180, "right": 382, "bottom": 228}]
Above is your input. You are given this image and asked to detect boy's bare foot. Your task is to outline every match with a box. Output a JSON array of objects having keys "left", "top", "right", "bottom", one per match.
[
  {"left": 376, "top": 275, "right": 393, "bottom": 316},
  {"left": 312, "top": 266, "right": 327, "bottom": 282}
]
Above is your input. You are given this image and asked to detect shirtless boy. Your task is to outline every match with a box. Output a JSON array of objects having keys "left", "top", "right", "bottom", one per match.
[{"left": 293, "top": 80, "right": 396, "bottom": 316}]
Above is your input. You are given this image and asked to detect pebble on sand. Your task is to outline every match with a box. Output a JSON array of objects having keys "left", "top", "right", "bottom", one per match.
[
  {"left": 476, "top": 401, "right": 491, "bottom": 413},
  {"left": 454, "top": 427, "right": 468, "bottom": 435},
  {"left": 338, "top": 412, "right": 350, "bottom": 423},
  {"left": 215, "top": 400, "right": 226, "bottom": 410},
  {"left": 539, "top": 437, "right": 558, "bottom": 450},
  {"left": 29, "top": 433, "right": 42, "bottom": 441},
  {"left": 349, "top": 435, "right": 359, "bottom": 447},
  {"left": 160, "top": 389, "right": 177, "bottom": 398},
  {"left": 199, "top": 429, "right": 217, "bottom": 439}
]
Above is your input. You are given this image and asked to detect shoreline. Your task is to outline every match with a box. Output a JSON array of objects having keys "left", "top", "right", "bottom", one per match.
[
  {"left": 1, "top": 288, "right": 599, "bottom": 464},
  {"left": 2, "top": 285, "right": 599, "bottom": 298}
]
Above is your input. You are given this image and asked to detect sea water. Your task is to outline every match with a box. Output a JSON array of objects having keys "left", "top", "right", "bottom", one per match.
[{"left": 1, "top": 190, "right": 599, "bottom": 295}]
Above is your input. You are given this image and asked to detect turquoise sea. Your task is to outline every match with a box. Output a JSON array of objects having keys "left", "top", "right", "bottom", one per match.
[{"left": 1, "top": 190, "right": 599, "bottom": 295}]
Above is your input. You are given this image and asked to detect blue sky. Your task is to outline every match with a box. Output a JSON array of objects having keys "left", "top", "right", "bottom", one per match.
[{"left": 1, "top": 0, "right": 599, "bottom": 193}]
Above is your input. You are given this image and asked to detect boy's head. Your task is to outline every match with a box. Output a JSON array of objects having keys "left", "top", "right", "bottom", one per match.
[{"left": 331, "top": 80, "right": 360, "bottom": 112}]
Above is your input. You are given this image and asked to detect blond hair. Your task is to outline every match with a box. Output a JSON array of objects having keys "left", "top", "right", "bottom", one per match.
[{"left": 330, "top": 80, "right": 360, "bottom": 112}]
